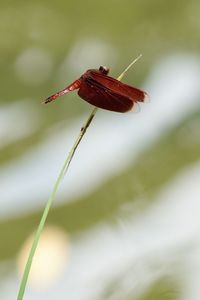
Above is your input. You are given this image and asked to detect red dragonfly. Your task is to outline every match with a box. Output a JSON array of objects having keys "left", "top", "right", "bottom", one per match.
[{"left": 44, "top": 66, "right": 149, "bottom": 113}]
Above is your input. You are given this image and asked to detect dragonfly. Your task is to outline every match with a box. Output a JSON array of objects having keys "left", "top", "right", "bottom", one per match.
[{"left": 44, "top": 65, "right": 149, "bottom": 113}]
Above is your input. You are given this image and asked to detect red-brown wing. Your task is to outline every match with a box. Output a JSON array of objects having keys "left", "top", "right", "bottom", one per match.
[
  {"left": 86, "top": 70, "right": 148, "bottom": 103},
  {"left": 78, "top": 78, "right": 134, "bottom": 113}
]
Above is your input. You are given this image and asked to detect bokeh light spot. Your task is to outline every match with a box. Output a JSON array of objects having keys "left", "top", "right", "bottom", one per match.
[
  {"left": 58, "top": 38, "right": 118, "bottom": 83},
  {"left": 17, "top": 225, "right": 70, "bottom": 288},
  {"left": 15, "top": 47, "right": 53, "bottom": 86}
]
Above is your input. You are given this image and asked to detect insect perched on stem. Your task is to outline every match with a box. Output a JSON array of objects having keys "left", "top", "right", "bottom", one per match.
[{"left": 44, "top": 64, "right": 149, "bottom": 113}]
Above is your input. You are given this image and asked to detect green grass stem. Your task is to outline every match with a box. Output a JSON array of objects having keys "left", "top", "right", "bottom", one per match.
[{"left": 17, "top": 55, "right": 142, "bottom": 300}]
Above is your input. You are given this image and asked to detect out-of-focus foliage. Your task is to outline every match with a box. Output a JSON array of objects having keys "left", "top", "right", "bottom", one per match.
[
  {"left": 139, "top": 278, "right": 179, "bottom": 300},
  {"left": 1, "top": 109, "right": 200, "bottom": 261},
  {"left": 1, "top": 0, "right": 200, "bottom": 299}
]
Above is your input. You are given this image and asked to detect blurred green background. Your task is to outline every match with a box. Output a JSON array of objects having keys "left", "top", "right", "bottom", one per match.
[{"left": 1, "top": 0, "right": 200, "bottom": 299}]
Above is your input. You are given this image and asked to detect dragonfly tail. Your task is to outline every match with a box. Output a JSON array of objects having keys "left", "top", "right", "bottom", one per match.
[{"left": 43, "top": 79, "right": 81, "bottom": 104}]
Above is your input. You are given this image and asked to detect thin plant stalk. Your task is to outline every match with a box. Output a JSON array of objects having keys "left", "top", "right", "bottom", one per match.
[{"left": 17, "top": 54, "right": 142, "bottom": 300}]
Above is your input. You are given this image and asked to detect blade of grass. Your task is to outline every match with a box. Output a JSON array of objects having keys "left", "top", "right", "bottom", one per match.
[
  {"left": 17, "top": 54, "right": 142, "bottom": 300},
  {"left": 117, "top": 54, "right": 142, "bottom": 81}
]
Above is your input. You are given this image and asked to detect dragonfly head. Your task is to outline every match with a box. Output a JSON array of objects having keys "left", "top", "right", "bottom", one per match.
[{"left": 99, "top": 66, "right": 109, "bottom": 75}]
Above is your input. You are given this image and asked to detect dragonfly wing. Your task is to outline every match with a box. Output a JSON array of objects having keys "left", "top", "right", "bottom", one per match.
[
  {"left": 88, "top": 70, "right": 148, "bottom": 103},
  {"left": 78, "top": 78, "right": 134, "bottom": 113}
]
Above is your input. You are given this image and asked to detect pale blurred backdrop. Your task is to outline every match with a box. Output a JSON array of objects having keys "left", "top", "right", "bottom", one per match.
[{"left": 1, "top": 0, "right": 200, "bottom": 299}]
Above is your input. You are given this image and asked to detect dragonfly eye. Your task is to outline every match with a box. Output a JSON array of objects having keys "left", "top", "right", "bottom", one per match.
[{"left": 99, "top": 66, "right": 109, "bottom": 75}]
